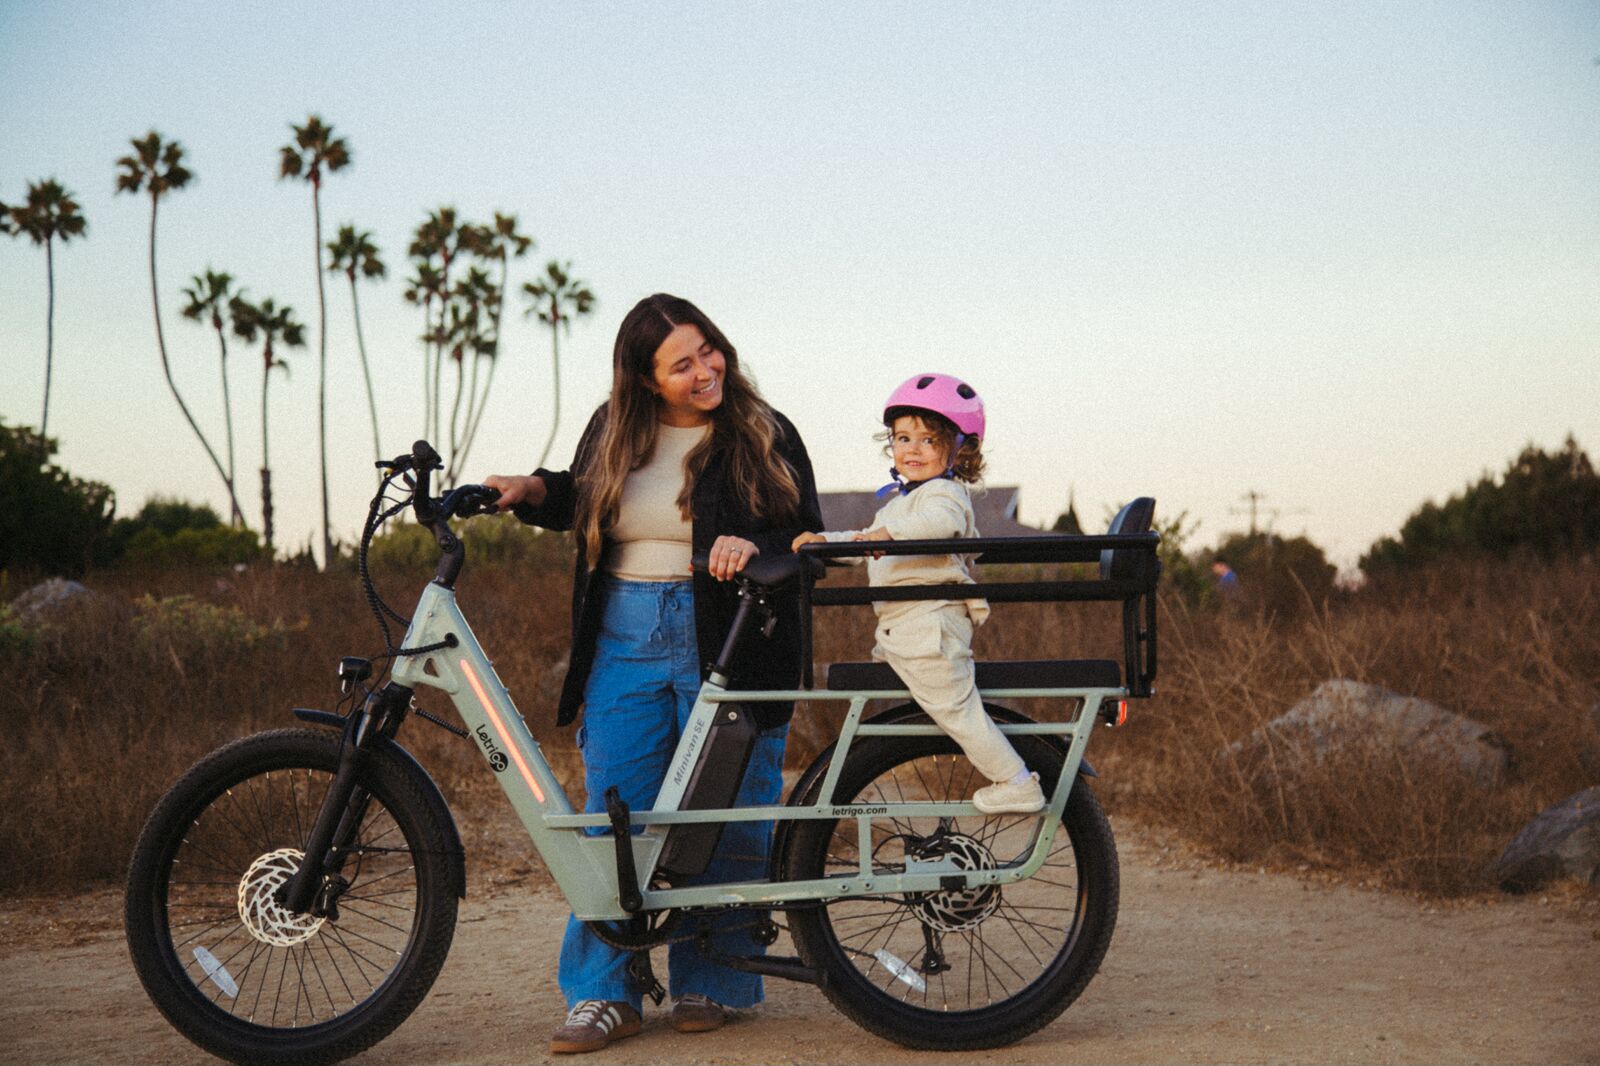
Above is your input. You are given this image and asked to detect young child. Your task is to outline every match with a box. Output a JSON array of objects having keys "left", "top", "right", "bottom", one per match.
[{"left": 792, "top": 373, "right": 1045, "bottom": 814}]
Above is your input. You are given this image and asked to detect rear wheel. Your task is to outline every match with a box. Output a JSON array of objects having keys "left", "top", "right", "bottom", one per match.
[
  {"left": 125, "top": 729, "right": 458, "bottom": 1066},
  {"left": 784, "top": 717, "right": 1118, "bottom": 1049}
]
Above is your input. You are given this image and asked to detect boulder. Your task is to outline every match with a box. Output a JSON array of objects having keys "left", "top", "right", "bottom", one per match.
[
  {"left": 1233, "top": 679, "right": 1511, "bottom": 787},
  {"left": 1488, "top": 786, "right": 1600, "bottom": 892},
  {"left": 9, "top": 578, "right": 95, "bottom": 625}
]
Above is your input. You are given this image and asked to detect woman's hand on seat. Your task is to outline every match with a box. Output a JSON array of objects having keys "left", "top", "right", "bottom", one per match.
[{"left": 708, "top": 535, "right": 759, "bottom": 581}]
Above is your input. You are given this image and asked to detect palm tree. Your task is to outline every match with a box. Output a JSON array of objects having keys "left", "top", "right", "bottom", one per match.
[
  {"left": 326, "top": 225, "right": 386, "bottom": 464},
  {"left": 279, "top": 115, "right": 350, "bottom": 568},
  {"left": 406, "top": 208, "right": 464, "bottom": 447},
  {"left": 522, "top": 260, "right": 596, "bottom": 468},
  {"left": 116, "top": 132, "right": 245, "bottom": 523},
  {"left": 230, "top": 296, "right": 306, "bottom": 553},
  {"left": 404, "top": 259, "right": 445, "bottom": 440},
  {"left": 9, "top": 179, "right": 87, "bottom": 437},
  {"left": 455, "top": 213, "right": 532, "bottom": 472},
  {"left": 179, "top": 269, "right": 244, "bottom": 526},
  {"left": 442, "top": 265, "right": 499, "bottom": 485}
]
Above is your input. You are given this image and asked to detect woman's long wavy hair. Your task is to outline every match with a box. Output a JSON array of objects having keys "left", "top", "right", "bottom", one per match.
[{"left": 575, "top": 294, "right": 802, "bottom": 564}]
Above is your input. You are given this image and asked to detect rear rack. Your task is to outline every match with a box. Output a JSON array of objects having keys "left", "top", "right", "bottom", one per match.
[{"left": 795, "top": 531, "right": 1161, "bottom": 697}]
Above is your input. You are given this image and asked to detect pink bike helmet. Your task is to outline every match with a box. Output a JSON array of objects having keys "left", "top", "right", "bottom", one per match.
[{"left": 883, "top": 373, "right": 985, "bottom": 442}]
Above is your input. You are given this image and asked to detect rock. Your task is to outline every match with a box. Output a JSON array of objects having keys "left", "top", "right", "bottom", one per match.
[
  {"left": 9, "top": 578, "right": 94, "bottom": 626},
  {"left": 1232, "top": 679, "right": 1511, "bottom": 786},
  {"left": 1489, "top": 786, "right": 1600, "bottom": 892}
]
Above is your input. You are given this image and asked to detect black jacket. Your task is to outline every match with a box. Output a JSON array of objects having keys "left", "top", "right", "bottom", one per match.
[{"left": 513, "top": 405, "right": 823, "bottom": 729}]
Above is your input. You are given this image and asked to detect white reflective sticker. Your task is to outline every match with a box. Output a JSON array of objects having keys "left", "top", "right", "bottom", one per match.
[
  {"left": 873, "top": 948, "right": 927, "bottom": 992},
  {"left": 192, "top": 946, "right": 239, "bottom": 998}
]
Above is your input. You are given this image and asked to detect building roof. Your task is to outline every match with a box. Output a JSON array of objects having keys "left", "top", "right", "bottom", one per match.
[{"left": 818, "top": 485, "right": 1038, "bottom": 537}]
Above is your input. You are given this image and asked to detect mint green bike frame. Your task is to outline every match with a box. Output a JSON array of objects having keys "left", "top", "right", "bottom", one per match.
[{"left": 389, "top": 580, "right": 1123, "bottom": 921}]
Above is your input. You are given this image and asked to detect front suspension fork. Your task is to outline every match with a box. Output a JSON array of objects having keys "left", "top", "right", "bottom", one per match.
[{"left": 279, "top": 682, "right": 410, "bottom": 915}]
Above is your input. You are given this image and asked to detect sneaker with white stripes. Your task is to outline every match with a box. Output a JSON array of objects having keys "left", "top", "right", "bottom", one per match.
[
  {"left": 550, "top": 999, "right": 641, "bottom": 1054},
  {"left": 973, "top": 771, "right": 1045, "bottom": 814}
]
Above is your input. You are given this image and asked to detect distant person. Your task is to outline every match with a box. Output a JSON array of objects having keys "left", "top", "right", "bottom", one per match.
[
  {"left": 792, "top": 372, "right": 1045, "bottom": 815},
  {"left": 484, "top": 294, "right": 822, "bottom": 1053},
  {"left": 1212, "top": 557, "right": 1240, "bottom": 597}
]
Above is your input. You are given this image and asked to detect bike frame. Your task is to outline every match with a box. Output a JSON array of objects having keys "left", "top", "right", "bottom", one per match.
[{"left": 389, "top": 577, "right": 1126, "bottom": 922}]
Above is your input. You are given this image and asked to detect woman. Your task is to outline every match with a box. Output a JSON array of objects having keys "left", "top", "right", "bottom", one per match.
[{"left": 485, "top": 294, "right": 822, "bottom": 1054}]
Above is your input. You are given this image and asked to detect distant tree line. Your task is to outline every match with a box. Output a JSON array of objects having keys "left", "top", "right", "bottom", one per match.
[{"left": 1362, "top": 436, "right": 1599, "bottom": 572}]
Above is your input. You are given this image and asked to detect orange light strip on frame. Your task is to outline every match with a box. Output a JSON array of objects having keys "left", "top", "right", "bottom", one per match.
[{"left": 459, "top": 658, "right": 545, "bottom": 804}]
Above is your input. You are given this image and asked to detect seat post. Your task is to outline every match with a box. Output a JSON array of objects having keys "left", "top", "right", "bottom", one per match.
[{"left": 709, "top": 585, "right": 764, "bottom": 685}]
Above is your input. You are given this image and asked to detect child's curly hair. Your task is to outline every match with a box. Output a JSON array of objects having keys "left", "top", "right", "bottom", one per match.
[{"left": 878, "top": 410, "right": 986, "bottom": 484}]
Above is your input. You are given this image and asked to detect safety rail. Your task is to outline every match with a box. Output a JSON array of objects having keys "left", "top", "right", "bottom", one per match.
[{"left": 795, "top": 531, "right": 1161, "bottom": 696}]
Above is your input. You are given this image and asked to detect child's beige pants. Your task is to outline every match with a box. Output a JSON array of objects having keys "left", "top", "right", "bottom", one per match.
[{"left": 872, "top": 604, "right": 1026, "bottom": 784}]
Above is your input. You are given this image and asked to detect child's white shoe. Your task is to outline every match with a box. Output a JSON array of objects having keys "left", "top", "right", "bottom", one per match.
[{"left": 973, "top": 771, "right": 1045, "bottom": 814}]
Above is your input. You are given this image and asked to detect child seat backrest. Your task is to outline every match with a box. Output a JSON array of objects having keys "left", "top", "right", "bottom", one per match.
[{"left": 1100, "top": 497, "right": 1156, "bottom": 581}]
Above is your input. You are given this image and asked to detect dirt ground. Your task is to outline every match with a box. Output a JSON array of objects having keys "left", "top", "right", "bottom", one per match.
[{"left": 3, "top": 824, "right": 1596, "bottom": 1066}]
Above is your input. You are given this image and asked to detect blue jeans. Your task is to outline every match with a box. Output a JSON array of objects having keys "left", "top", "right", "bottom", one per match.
[{"left": 558, "top": 577, "right": 788, "bottom": 1011}]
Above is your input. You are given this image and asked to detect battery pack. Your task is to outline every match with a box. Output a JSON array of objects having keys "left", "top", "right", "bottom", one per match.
[{"left": 655, "top": 704, "right": 759, "bottom": 881}]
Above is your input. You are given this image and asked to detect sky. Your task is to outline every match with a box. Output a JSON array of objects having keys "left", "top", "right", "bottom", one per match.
[{"left": 2, "top": 1, "right": 1597, "bottom": 571}]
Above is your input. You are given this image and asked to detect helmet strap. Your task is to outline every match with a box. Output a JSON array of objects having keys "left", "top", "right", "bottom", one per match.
[{"left": 875, "top": 466, "right": 907, "bottom": 498}]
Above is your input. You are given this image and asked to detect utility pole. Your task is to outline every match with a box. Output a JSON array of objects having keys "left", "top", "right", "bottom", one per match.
[{"left": 1234, "top": 490, "right": 1268, "bottom": 536}]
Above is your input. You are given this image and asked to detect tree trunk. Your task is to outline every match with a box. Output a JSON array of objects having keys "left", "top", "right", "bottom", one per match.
[
  {"left": 215, "top": 322, "right": 242, "bottom": 526},
  {"left": 312, "top": 181, "right": 332, "bottom": 568},
  {"left": 349, "top": 275, "right": 381, "bottom": 465},
  {"left": 261, "top": 355, "right": 274, "bottom": 551},
  {"left": 456, "top": 254, "right": 507, "bottom": 477},
  {"left": 147, "top": 195, "right": 243, "bottom": 521},
  {"left": 447, "top": 354, "right": 465, "bottom": 488},
  {"left": 41, "top": 237, "right": 54, "bottom": 436},
  {"left": 537, "top": 318, "right": 562, "bottom": 469},
  {"left": 421, "top": 296, "right": 433, "bottom": 445}
]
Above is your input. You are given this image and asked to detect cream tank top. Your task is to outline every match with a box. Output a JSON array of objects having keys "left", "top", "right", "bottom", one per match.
[{"left": 605, "top": 422, "right": 709, "bottom": 582}]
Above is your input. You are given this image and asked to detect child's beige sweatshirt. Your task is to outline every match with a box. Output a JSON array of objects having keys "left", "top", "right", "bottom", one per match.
[{"left": 820, "top": 478, "right": 990, "bottom": 627}]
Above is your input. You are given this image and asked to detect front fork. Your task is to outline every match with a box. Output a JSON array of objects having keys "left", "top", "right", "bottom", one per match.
[{"left": 278, "top": 681, "right": 413, "bottom": 916}]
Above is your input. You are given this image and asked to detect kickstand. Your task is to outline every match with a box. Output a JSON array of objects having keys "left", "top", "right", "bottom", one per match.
[
  {"left": 603, "top": 786, "right": 643, "bottom": 913},
  {"left": 626, "top": 950, "right": 666, "bottom": 1006}
]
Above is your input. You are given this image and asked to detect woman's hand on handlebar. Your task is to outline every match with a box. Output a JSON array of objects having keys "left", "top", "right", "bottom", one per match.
[
  {"left": 707, "top": 535, "right": 758, "bottom": 581},
  {"left": 482, "top": 474, "right": 546, "bottom": 512}
]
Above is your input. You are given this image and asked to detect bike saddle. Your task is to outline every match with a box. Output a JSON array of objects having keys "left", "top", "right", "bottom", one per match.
[{"left": 689, "top": 550, "right": 824, "bottom": 589}]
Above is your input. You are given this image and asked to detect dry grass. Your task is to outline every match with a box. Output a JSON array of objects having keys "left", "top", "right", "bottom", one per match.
[
  {"left": 2, "top": 552, "right": 1595, "bottom": 898},
  {"left": 1092, "top": 555, "right": 1600, "bottom": 895}
]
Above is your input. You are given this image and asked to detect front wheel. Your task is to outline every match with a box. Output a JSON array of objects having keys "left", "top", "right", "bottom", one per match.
[
  {"left": 784, "top": 717, "right": 1119, "bottom": 1049},
  {"left": 124, "top": 729, "right": 459, "bottom": 1066}
]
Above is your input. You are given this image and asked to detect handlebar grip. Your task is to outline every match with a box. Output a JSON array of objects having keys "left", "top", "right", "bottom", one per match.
[
  {"left": 411, "top": 440, "right": 442, "bottom": 471},
  {"left": 411, "top": 441, "right": 442, "bottom": 523}
]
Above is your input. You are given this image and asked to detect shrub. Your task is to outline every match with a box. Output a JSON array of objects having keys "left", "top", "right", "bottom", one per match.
[
  {"left": 0, "top": 604, "right": 36, "bottom": 655},
  {"left": 132, "top": 594, "right": 303, "bottom": 658},
  {"left": 1363, "top": 435, "right": 1600, "bottom": 572},
  {"left": 101, "top": 496, "right": 266, "bottom": 568},
  {"left": 120, "top": 524, "right": 266, "bottom": 568},
  {"left": 1205, "top": 530, "right": 1337, "bottom": 617},
  {"left": 366, "top": 516, "right": 573, "bottom": 573},
  {"left": 0, "top": 420, "right": 115, "bottom": 576}
]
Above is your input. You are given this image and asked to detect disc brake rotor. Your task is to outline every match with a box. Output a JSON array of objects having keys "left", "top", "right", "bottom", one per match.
[
  {"left": 908, "top": 833, "right": 1001, "bottom": 933},
  {"left": 237, "top": 848, "right": 325, "bottom": 947}
]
